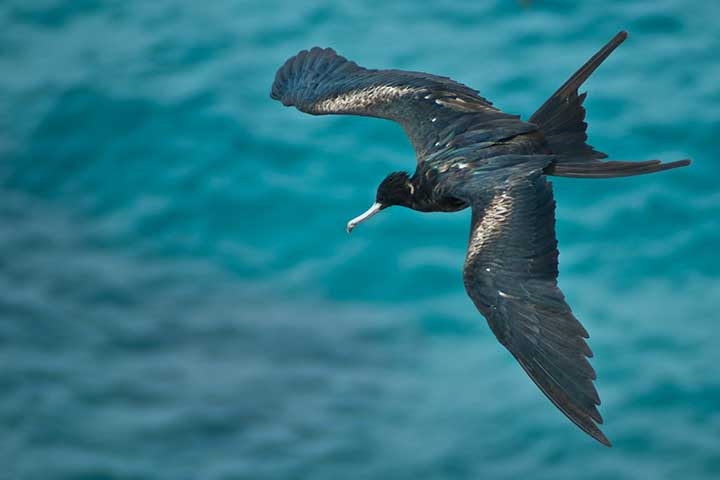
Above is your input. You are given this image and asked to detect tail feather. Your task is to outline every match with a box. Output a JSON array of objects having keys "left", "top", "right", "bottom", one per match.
[
  {"left": 546, "top": 159, "right": 691, "bottom": 178},
  {"left": 532, "top": 31, "right": 691, "bottom": 178},
  {"left": 531, "top": 31, "right": 628, "bottom": 162}
]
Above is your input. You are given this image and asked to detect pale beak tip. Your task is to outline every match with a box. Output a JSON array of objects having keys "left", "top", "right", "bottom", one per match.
[{"left": 346, "top": 202, "right": 382, "bottom": 235}]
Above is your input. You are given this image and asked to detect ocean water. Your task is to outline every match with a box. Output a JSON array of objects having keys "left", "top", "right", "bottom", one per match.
[{"left": 1, "top": 0, "right": 719, "bottom": 478}]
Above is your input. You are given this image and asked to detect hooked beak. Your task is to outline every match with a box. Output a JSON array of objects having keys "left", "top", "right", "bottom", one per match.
[{"left": 346, "top": 202, "right": 383, "bottom": 233}]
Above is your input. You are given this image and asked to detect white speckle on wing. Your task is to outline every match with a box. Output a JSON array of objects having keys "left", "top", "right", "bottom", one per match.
[
  {"left": 498, "top": 289, "right": 522, "bottom": 301},
  {"left": 431, "top": 117, "right": 437, "bottom": 122},
  {"left": 433, "top": 95, "right": 489, "bottom": 112},
  {"left": 456, "top": 162, "right": 468, "bottom": 169}
]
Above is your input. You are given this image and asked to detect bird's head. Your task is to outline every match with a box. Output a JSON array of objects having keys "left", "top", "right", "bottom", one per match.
[{"left": 346, "top": 171, "right": 413, "bottom": 233}]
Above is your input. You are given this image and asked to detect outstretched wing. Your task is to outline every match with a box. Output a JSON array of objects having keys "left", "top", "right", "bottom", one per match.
[
  {"left": 271, "top": 47, "right": 532, "bottom": 160},
  {"left": 457, "top": 165, "right": 610, "bottom": 446}
]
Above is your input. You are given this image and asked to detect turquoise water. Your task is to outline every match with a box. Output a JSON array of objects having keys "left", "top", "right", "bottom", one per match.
[{"left": 2, "top": 0, "right": 719, "bottom": 478}]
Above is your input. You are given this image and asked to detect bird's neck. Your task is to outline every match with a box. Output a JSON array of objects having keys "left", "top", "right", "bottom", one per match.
[{"left": 402, "top": 175, "right": 467, "bottom": 213}]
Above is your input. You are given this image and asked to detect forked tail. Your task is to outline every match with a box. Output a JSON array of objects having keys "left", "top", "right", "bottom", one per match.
[{"left": 531, "top": 31, "right": 691, "bottom": 178}]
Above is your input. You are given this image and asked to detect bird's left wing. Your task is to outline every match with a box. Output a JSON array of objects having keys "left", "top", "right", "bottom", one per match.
[
  {"left": 455, "top": 163, "right": 609, "bottom": 446},
  {"left": 271, "top": 47, "right": 528, "bottom": 160}
]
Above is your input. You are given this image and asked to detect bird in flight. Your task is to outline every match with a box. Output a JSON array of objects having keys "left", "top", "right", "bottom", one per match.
[{"left": 270, "top": 31, "right": 689, "bottom": 446}]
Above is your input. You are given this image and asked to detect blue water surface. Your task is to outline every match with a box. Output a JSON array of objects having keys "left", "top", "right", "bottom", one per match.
[{"left": 1, "top": 1, "right": 719, "bottom": 479}]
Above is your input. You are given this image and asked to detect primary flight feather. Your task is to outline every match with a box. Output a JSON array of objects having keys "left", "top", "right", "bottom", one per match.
[{"left": 270, "top": 31, "right": 690, "bottom": 446}]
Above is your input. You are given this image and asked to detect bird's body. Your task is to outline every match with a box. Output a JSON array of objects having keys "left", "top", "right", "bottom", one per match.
[{"left": 271, "top": 31, "right": 690, "bottom": 447}]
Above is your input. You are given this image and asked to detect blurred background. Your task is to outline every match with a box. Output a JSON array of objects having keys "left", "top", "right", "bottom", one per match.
[{"left": 1, "top": 0, "right": 719, "bottom": 479}]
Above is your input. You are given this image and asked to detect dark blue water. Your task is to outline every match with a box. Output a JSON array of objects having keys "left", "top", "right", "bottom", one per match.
[{"left": 2, "top": 1, "right": 719, "bottom": 478}]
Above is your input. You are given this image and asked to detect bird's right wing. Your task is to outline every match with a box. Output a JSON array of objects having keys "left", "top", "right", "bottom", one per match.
[
  {"left": 271, "top": 47, "right": 532, "bottom": 160},
  {"left": 456, "top": 164, "right": 610, "bottom": 446}
]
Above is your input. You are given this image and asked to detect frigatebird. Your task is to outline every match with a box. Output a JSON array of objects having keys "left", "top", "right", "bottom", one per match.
[{"left": 270, "top": 31, "right": 690, "bottom": 446}]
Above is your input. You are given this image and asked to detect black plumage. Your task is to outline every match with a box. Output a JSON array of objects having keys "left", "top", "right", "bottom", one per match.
[{"left": 271, "top": 31, "right": 690, "bottom": 447}]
